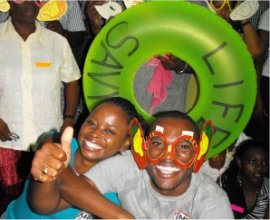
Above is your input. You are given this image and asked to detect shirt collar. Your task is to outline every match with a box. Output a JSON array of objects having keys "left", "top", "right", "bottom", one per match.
[{"left": 6, "top": 17, "right": 42, "bottom": 40}]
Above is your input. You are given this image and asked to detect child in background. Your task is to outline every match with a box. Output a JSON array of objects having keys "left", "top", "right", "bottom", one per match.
[
  {"left": 200, "top": 132, "right": 251, "bottom": 185},
  {"left": 220, "top": 139, "right": 269, "bottom": 219}
]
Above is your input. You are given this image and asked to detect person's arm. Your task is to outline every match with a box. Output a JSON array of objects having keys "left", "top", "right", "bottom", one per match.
[
  {"left": 28, "top": 145, "right": 70, "bottom": 214},
  {"left": 241, "top": 19, "right": 265, "bottom": 61},
  {"left": 241, "top": 21, "right": 269, "bottom": 122},
  {"left": 28, "top": 128, "right": 73, "bottom": 213},
  {"left": 61, "top": 80, "right": 80, "bottom": 132},
  {"left": 85, "top": 1, "right": 106, "bottom": 36},
  {"left": 156, "top": 54, "right": 194, "bottom": 74},
  {"left": 250, "top": 29, "right": 268, "bottom": 122},
  {"left": 56, "top": 167, "right": 135, "bottom": 219},
  {"left": 30, "top": 160, "right": 134, "bottom": 218},
  {"left": 28, "top": 178, "right": 70, "bottom": 214},
  {"left": 29, "top": 127, "right": 134, "bottom": 218}
]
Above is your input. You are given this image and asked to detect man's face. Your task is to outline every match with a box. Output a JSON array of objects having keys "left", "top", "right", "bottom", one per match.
[
  {"left": 146, "top": 117, "right": 197, "bottom": 196},
  {"left": 9, "top": 0, "right": 39, "bottom": 23}
]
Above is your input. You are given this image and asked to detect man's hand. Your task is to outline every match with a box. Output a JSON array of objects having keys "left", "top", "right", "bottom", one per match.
[
  {"left": 156, "top": 53, "right": 191, "bottom": 73},
  {"left": 31, "top": 127, "right": 73, "bottom": 182}
]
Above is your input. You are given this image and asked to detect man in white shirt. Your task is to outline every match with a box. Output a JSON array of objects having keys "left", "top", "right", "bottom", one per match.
[{"left": 0, "top": 1, "right": 81, "bottom": 214}]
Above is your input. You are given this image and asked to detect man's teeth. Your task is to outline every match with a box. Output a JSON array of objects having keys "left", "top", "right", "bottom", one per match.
[
  {"left": 85, "top": 141, "right": 103, "bottom": 150},
  {"left": 156, "top": 165, "right": 180, "bottom": 174}
]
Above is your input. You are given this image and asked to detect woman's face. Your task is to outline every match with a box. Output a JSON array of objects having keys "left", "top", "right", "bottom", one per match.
[
  {"left": 78, "top": 103, "right": 130, "bottom": 163},
  {"left": 238, "top": 147, "right": 269, "bottom": 185}
]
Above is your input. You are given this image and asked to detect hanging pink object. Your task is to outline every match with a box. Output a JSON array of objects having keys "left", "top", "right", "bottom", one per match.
[{"left": 146, "top": 57, "right": 173, "bottom": 114}]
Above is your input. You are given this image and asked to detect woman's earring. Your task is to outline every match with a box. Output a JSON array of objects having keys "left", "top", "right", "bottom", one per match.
[{"left": 237, "top": 172, "right": 243, "bottom": 187}]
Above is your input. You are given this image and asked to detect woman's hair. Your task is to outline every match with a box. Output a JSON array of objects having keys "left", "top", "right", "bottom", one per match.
[
  {"left": 91, "top": 97, "right": 147, "bottom": 131},
  {"left": 91, "top": 97, "right": 138, "bottom": 123},
  {"left": 235, "top": 139, "right": 269, "bottom": 160},
  {"left": 151, "top": 110, "right": 200, "bottom": 140}
]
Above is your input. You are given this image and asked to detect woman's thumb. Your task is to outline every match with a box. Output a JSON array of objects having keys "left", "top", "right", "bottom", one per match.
[{"left": 61, "top": 126, "right": 73, "bottom": 167}]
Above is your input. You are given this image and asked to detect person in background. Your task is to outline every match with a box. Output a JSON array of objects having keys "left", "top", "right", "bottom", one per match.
[
  {"left": 220, "top": 139, "right": 269, "bottom": 219},
  {"left": 250, "top": 1, "right": 269, "bottom": 29},
  {"left": 0, "top": 0, "right": 80, "bottom": 214},
  {"left": 39, "top": 0, "right": 87, "bottom": 131},
  {"left": 207, "top": 0, "right": 264, "bottom": 60},
  {"left": 0, "top": 1, "right": 86, "bottom": 130},
  {"left": 29, "top": 111, "right": 234, "bottom": 219},
  {"left": 0, "top": 1, "right": 86, "bottom": 55},
  {"left": 2, "top": 97, "right": 143, "bottom": 219},
  {"left": 244, "top": 6, "right": 269, "bottom": 144},
  {"left": 200, "top": 132, "right": 251, "bottom": 184},
  {"left": 45, "top": 0, "right": 86, "bottom": 70},
  {"left": 206, "top": 0, "right": 269, "bottom": 143},
  {"left": 83, "top": 1, "right": 197, "bottom": 115}
]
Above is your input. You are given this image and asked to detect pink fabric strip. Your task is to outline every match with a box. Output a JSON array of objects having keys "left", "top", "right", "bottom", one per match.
[
  {"left": 231, "top": 204, "right": 245, "bottom": 213},
  {"left": 146, "top": 57, "right": 172, "bottom": 114}
]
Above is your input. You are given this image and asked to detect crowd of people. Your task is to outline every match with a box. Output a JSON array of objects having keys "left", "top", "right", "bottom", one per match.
[{"left": 0, "top": 0, "right": 269, "bottom": 219}]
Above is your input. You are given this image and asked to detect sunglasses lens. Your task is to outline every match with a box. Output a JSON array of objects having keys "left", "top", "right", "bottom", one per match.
[{"left": 173, "top": 139, "right": 195, "bottom": 165}]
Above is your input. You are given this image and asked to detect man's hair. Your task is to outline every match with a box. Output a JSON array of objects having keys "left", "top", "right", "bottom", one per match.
[{"left": 151, "top": 110, "right": 200, "bottom": 140}]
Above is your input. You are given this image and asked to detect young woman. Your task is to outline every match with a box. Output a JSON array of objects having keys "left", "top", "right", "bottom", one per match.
[
  {"left": 220, "top": 139, "right": 269, "bottom": 219},
  {"left": 3, "top": 97, "right": 143, "bottom": 219}
]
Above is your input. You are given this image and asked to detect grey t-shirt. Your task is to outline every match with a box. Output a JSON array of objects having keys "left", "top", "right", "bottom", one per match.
[{"left": 84, "top": 151, "right": 234, "bottom": 219}]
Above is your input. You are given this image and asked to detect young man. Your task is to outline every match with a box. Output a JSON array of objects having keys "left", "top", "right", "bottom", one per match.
[{"left": 29, "top": 111, "right": 233, "bottom": 219}]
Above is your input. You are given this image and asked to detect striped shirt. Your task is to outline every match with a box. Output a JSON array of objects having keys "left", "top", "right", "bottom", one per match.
[
  {"left": 59, "top": 1, "right": 86, "bottom": 32},
  {"left": 245, "top": 178, "right": 269, "bottom": 219}
]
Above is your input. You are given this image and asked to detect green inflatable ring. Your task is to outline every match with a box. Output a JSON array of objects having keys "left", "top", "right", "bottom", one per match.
[{"left": 83, "top": 1, "right": 256, "bottom": 159}]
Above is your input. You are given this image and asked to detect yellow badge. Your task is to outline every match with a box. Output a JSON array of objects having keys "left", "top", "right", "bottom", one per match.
[{"left": 35, "top": 62, "right": 52, "bottom": 68}]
